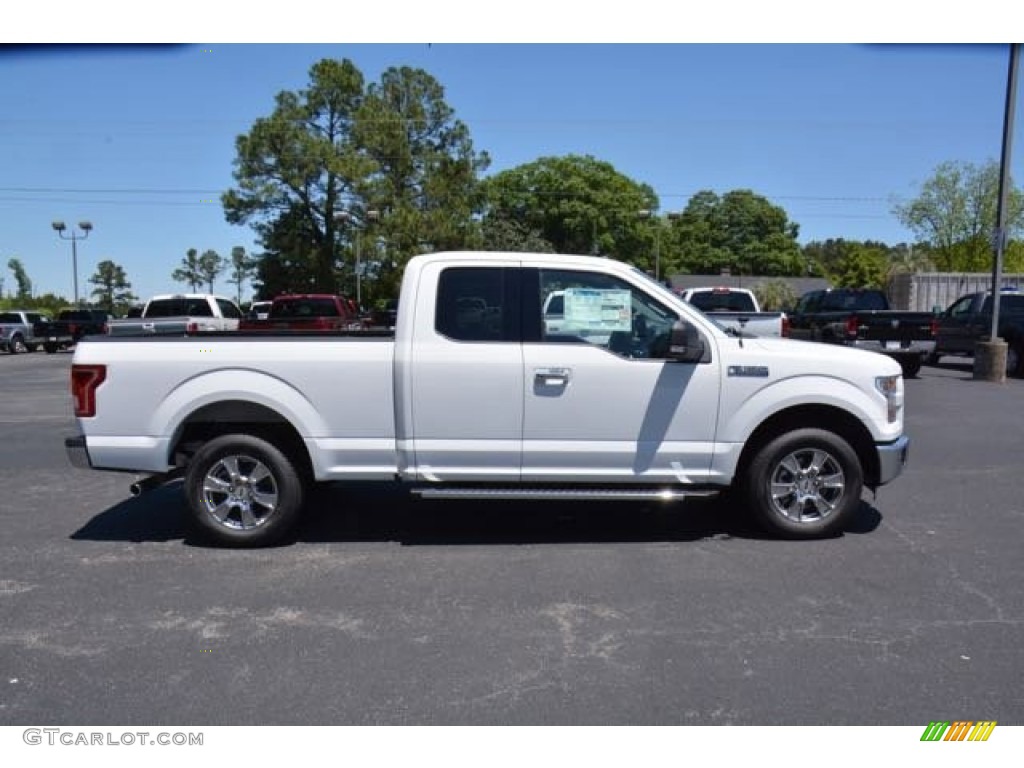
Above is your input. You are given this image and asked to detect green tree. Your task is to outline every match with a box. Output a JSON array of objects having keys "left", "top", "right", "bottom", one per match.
[
  {"left": 223, "top": 58, "right": 489, "bottom": 301},
  {"left": 804, "top": 239, "right": 889, "bottom": 289},
  {"left": 893, "top": 160, "right": 1024, "bottom": 272},
  {"left": 481, "top": 154, "right": 658, "bottom": 269},
  {"left": 251, "top": 204, "right": 321, "bottom": 299},
  {"left": 479, "top": 216, "right": 555, "bottom": 253},
  {"left": 752, "top": 280, "right": 799, "bottom": 311},
  {"left": 172, "top": 248, "right": 203, "bottom": 292},
  {"left": 670, "top": 190, "right": 804, "bottom": 276},
  {"left": 885, "top": 242, "right": 936, "bottom": 276},
  {"left": 88, "top": 260, "right": 137, "bottom": 314},
  {"left": 7, "top": 258, "right": 32, "bottom": 299},
  {"left": 228, "top": 246, "right": 256, "bottom": 304},
  {"left": 354, "top": 65, "right": 491, "bottom": 300},
  {"left": 198, "top": 249, "right": 224, "bottom": 294}
]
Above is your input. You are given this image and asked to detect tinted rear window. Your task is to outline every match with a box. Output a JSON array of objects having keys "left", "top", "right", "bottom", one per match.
[
  {"left": 146, "top": 298, "right": 213, "bottom": 317},
  {"left": 689, "top": 291, "right": 757, "bottom": 312},
  {"left": 819, "top": 291, "right": 888, "bottom": 311},
  {"left": 0, "top": 313, "right": 20, "bottom": 323},
  {"left": 271, "top": 298, "right": 342, "bottom": 318}
]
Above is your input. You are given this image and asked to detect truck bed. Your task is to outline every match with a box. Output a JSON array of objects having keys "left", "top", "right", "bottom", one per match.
[{"left": 72, "top": 333, "right": 398, "bottom": 478}]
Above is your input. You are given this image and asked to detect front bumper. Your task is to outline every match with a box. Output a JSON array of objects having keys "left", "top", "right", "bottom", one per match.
[
  {"left": 875, "top": 434, "right": 909, "bottom": 486},
  {"left": 65, "top": 435, "right": 92, "bottom": 469}
]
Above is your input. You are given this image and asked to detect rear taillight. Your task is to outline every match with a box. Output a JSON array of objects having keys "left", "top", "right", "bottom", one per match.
[
  {"left": 186, "top": 322, "right": 198, "bottom": 333},
  {"left": 845, "top": 315, "right": 860, "bottom": 337},
  {"left": 68, "top": 323, "right": 78, "bottom": 337},
  {"left": 102, "top": 322, "right": 110, "bottom": 334},
  {"left": 929, "top": 317, "right": 938, "bottom": 337},
  {"left": 71, "top": 364, "right": 106, "bottom": 418},
  {"left": 781, "top": 315, "right": 791, "bottom": 338}
]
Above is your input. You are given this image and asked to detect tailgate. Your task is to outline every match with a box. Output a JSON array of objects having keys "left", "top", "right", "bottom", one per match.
[{"left": 853, "top": 313, "right": 935, "bottom": 344}]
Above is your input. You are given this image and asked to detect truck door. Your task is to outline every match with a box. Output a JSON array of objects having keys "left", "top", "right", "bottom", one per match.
[
  {"left": 520, "top": 267, "right": 721, "bottom": 484},
  {"left": 404, "top": 262, "right": 524, "bottom": 482},
  {"left": 938, "top": 295, "right": 981, "bottom": 354}
]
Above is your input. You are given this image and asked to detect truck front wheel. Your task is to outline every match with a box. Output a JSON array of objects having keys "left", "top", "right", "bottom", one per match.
[
  {"left": 899, "top": 356, "right": 921, "bottom": 378},
  {"left": 744, "top": 428, "right": 863, "bottom": 539},
  {"left": 184, "top": 434, "right": 306, "bottom": 547},
  {"left": 1007, "top": 344, "right": 1022, "bottom": 377}
]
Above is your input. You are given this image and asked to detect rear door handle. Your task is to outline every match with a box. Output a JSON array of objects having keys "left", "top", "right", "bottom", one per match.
[{"left": 534, "top": 367, "right": 571, "bottom": 387}]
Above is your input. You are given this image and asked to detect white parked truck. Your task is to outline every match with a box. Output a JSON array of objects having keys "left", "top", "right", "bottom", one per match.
[
  {"left": 66, "top": 251, "right": 908, "bottom": 547},
  {"left": 105, "top": 294, "right": 243, "bottom": 336},
  {"left": 677, "top": 286, "right": 789, "bottom": 338}
]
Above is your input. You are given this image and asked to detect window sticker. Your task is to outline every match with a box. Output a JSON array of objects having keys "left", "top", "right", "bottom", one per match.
[{"left": 562, "top": 288, "right": 632, "bottom": 333}]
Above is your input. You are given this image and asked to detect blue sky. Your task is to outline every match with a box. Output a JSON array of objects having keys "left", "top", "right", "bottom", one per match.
[{"left": 0, "top": 43, "right": 1018, "bottom": 303}]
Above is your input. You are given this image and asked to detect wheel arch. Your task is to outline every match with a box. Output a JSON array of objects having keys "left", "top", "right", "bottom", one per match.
[
  {"left": 734, "top": 404, "right": 881, "bottom": 490},
  {"left": 170, "top": 399, "right": 314, "bottom": 481}
]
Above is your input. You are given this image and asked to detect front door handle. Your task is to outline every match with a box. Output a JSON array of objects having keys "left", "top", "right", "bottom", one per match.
[{"left": 534, "top": 367, "right": 571, "bottom": 387}]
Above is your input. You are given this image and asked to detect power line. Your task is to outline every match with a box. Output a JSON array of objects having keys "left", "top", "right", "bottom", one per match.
[{"left": 0, "top": 185, "right": 903, "bottom": 203}]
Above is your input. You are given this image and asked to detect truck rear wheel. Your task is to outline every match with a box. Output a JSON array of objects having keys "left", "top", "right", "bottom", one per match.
[
  {"left": 184, "top": 433, "right": 306, "bottom": 547},
  {"left": 8, "top": 334, "right": 26, "bottom": 354},
  {"left": 43, "top": 343, "right": 59, "bottom": 354},
  {"left": 744, "top": 428, "right": 863, "bottom": 539}
]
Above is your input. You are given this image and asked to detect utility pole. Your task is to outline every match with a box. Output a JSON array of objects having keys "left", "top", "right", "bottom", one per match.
[
  {"left": 52, "top": 220, "right": 94, "bottom": 305},
  {"left": 976, "top": 43, "right": 1020, "bottom": 381}
]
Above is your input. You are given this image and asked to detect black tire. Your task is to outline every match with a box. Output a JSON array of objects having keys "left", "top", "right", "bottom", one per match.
[
  {"left": 43, "top": 343, "right": 58, "bottom": 354},
  {"left": 899, "top": 357, "right": 921, "bottom": 378},
  {"left": 743, "top": 428, "right": 863, "bottom": 539},
  {"left": 8, "top": 334, "right": 26, "bottom": 355},
  {"left": 1007, "top": 343, "right": 1023, "bottom": 378},
  {"left": 184, "top": 433, "right": 307, "bottom": 547}
]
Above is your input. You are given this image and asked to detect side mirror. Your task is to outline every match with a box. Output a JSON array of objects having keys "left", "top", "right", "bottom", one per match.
[{"left": 667, "top": 320, "right": 705, "bottom": 363}]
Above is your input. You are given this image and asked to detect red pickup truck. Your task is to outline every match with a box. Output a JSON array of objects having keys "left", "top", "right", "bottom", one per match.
[{"left": 238, "top": 294, "right": 361, "bottom": 332}]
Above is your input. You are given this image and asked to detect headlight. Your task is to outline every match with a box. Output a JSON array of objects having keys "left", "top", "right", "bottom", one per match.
[{"left": 875, "top": 374, "right": 903, "bottom": 423}]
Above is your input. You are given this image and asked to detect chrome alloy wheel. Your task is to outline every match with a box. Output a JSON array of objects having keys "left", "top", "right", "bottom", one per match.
[
  {"left": 767, "top": 448, "right": 846, "bottom": 523},
  {"left": 200, "top": 454, "right": 279, "bottom": 531}
]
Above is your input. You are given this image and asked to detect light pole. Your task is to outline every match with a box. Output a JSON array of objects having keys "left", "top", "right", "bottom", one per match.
[
  {"left": 335, "top": 209, "right": 380, "bottom": 309},
  {"left": 636, "top": 210, "right": 680, "bottom": 282},
  {"left": 52, "top": 220, "right": 93, "bottom": 305}
]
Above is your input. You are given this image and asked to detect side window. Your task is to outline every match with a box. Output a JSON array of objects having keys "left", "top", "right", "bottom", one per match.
[
  {"left": 948, "top": 297, "right": 974, "bottom": 317},
  {"left": 436, "top": 267, "right": 512, "bottom": 342},
  {"left": 1002, "top": 295, "right": 1024, "bottom": 312},
  {"left": 146, "top": 299, "right": 185, "bottom": 317},
  {"left": 795, "top": 292, "right": 817, "bottom": 313},
  {"left": 186, "top": 299, "right": 214, "bottom": 317},
  {"left": 216, "top": 299, "right": 242, "bottom": 319},
  {"left": 538, "top": 269, "right": 678, "bottom": 359}
]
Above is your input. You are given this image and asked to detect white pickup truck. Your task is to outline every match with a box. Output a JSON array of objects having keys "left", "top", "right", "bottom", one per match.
[
  {"left": 66, "top": 251, "right": 908, "bottom": 547},
  {"left": 105, "top": 294, "right": 243, "bottom": 336},
  {"left": 678, "top": 286, "right": 789, "bottom": 338}
]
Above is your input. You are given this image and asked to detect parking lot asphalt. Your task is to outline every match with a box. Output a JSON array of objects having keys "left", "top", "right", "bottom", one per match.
[{"left": 1, "top": 350, "right": 1023, "bottom": 725}]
